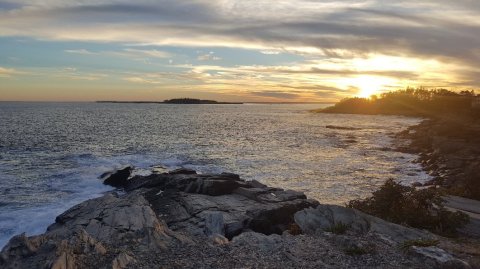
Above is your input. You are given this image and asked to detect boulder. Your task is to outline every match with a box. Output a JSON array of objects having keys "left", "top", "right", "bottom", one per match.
[
  {"left": 102, "top": 166, "right": 133, "bottom": 188},
  {"left": 48, "top": 191, "right": 173, "bottom": 248},
  {"left": 294, "top": 204, "right": 432, "bottom": 243}
]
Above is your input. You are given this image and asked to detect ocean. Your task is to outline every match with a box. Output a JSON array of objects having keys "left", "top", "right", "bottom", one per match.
[{"left": 0, "top": 102, "right": 430, "bottom": 248}]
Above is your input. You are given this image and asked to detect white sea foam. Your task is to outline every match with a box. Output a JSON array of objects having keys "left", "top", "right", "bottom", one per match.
[{"left": 0, "top": 153, "right": 208, "bottom": 249}]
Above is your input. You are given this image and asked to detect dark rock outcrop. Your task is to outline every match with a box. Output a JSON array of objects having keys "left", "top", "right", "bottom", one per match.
[
  {"left": 1, "top": 168, "right": 474, "bottom": 268},
  {"left": 102, "top": 166, "right": 133, "bottom": 188}
]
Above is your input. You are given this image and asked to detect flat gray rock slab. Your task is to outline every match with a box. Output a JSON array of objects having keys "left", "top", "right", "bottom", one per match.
[{"left": 445, "top": 195, "right": 480, "bottom": 237}]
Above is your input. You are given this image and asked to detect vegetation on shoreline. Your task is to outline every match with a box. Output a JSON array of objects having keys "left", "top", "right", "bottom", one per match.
[
  {"left": 315, "top": 88, "right": 479, "bottom": 118},
  {"left": 319, "top": 88, "right": 479, "bottom": 230},
  {"left": 348, "top": 179, "right": 469, "bottom": 236}
]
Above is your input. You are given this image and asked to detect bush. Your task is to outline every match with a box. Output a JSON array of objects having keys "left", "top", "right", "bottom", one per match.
[{"left": 347, "top": 179, "right": 469, "bottom": 236}]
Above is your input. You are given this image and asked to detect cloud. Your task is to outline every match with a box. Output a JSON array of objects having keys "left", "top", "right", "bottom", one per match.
[
  {"left": 197, "top": 52, "right": 221, "bottom": 61},
  {"left": 54, "top": 67, "right": 107, "bottom": 80},
  {"left": 0, "top": 67, "right": 21, "bottom": 77},
  {"left": 121, "top": 48, "right": 172, "bottom": 59},
  {"left": 250, "top": 91, "right": 300, "bottom": 99},
  {"left": 123, "top": 71, "right": 205, "bottom": 85},
  {"left": 260, "top": 50, "right": 281, "bottom": 55},
  {"left": 2, "top": 0, "right": 479, "bottom": 67},
  {"left": 1, "top": 1, "right": 480, "bottom": 100},
  {"left": 64, "top": 49, "right": 97, "bottom": 55}
]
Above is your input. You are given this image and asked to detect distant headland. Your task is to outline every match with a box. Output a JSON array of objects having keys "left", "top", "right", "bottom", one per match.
[
  {"left": 96, "top": 98, "right": 243, "bottom": 104},
  {"left": 315, "top": 87, "right": 480, "bottom": 202},
  {"left": 314, "top": 88, "right": 479, "bottom": 118}
]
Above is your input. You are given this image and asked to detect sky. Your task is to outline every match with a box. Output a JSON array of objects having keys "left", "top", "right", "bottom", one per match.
[{"left": 1, "top": 1, "right": 480, "bottom": 102}]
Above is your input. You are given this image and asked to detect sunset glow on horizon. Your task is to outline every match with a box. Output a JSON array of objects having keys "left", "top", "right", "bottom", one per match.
[{"left": 1, "top": 1, "right": 480, "bottom": 102}]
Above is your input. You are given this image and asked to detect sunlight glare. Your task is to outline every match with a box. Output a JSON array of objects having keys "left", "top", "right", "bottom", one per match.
[{"left": 354, "top": 76, "right": 395, "bottom": 98}]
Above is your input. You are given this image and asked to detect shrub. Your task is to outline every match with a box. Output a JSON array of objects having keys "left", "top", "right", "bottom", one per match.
[{"left": 347, "top": 179, "right": 469, "bottom": 236}]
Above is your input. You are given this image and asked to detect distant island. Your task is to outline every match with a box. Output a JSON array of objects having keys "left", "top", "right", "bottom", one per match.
[{"left": 97, "top": 98, "right": 243, "bottom": 104}]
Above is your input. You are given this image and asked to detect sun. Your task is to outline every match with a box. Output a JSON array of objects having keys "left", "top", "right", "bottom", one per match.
[{"left": 353, "top": 76, "right": 394, "bottom": 98}]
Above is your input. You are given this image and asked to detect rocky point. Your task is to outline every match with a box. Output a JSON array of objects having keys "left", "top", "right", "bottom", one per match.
[{"left": 0, "top": 167, "right": 473, "bottom": 268}]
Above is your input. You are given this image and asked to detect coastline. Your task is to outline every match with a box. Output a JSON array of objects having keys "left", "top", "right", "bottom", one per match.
[
  {"left": 0, "top": 103, "right": 427, "bottom": 249},
  {"left": 0, "top": 168, "right": 475, "bottom": 268},
  {"left": 395, "top": 118, "right": 480, "bottom": 200}
]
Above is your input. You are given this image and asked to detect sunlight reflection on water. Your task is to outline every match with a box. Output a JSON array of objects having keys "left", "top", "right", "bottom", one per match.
[{"left": 0, "top": 102, "right": 430, "bottom": 247}]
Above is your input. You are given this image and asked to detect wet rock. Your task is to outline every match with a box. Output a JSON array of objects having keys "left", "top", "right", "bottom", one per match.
[
  {"left": 325, "top": 125, "right": 361, "bottom": 130},
  {"left": 246, "top": 179, "right": 267, "bottom": 188},
  {"left": 103, "top": 166, "right": 133, "bottom": 188},
  {"left": 168, "top": 168, "right": 197, "bottom": 175},
  {"left": 199, "top": 179, "right": 242, "bottom": 196}
]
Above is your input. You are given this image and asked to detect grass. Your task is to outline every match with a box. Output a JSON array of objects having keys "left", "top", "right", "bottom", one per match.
[
  {"left": 324, "top": 222, "right": 350, "bottom": 235},
  {"left": 399, "top": 238, "right": 439, "bottom": 251}
]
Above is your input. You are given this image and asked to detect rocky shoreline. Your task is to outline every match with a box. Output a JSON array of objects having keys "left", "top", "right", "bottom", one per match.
[
  {"left": 396, "top": 118, "right": 480, "bottom": 199},
  {"left": 1, "top": 167, "right": 474, "bottom": 268}
]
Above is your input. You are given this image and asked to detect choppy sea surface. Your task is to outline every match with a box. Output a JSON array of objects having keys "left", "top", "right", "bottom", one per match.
[{"left": 0, "top": 102, "right": 430, "bottom": 247}]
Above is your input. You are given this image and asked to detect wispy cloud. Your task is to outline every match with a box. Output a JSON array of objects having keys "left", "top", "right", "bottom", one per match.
[
  {"left": 1, "top": 0, "right": 478, "bottom": 66},
  {"left": 197, "top": 52, "right": 221, "bottom": 61},
  {"left": 121, "top": 48, "right": 172, "bottom": 59},
  {"left": 0, "top": 67, "right": 22, "bottom": 77},
  {"left": 250, "top": 90, "right": 300, "bottom": 99},
  {"left": 1, "top": 1, "right": 480, "bottom": 101},
  {"left": 65, "top": 48, "right": 172, "bottom": 59},
  {"left": 64, "top": 49, "right": 97, "bottom": 55},
  {"left": 54, "top": 67, "right": 108, "bottom": 81}
]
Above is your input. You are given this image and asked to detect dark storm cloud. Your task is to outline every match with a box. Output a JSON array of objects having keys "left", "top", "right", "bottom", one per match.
[
  {"left": 52, "top": 2, "right": 222, "bottom": 24},
  {"left": 0, "top": 1, "right": 21, "bottom": 10},
  {"left": 2, "top": 0, "right": 479, "bottom": 66}
]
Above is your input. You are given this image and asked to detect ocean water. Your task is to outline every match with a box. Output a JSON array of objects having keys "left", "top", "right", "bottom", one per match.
[{"left": 0, "top": 102, "right": 430, "bottom": 248}]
